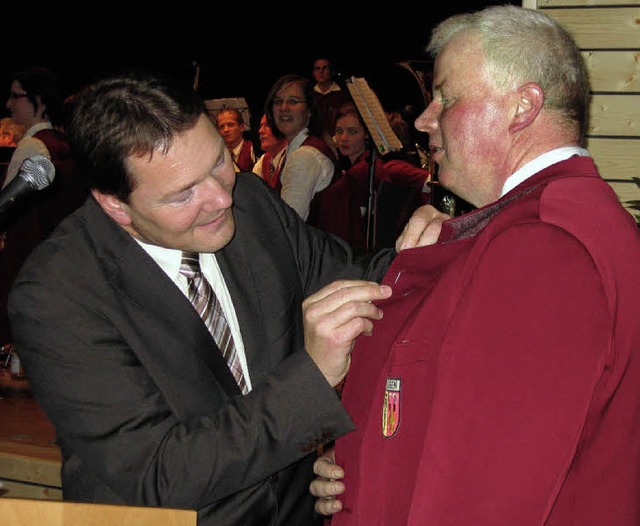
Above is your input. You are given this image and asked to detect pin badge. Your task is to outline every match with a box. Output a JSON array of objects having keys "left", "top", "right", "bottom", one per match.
[{"left": 382, "top": 378, "right": 401, "bottom": 437}]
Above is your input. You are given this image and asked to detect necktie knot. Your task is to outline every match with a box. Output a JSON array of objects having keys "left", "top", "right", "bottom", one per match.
[{"left": 180, "top": 251, "right": 201, "bottom": 280}]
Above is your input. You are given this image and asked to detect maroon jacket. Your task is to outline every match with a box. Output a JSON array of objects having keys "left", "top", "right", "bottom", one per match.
[
  {"left": 260, "top": 151, "right": 284, "bottom": 194},
  {"left": 334, "top": 156, "right": 640, "bottom": 525},
  {"left": 311, "top": 151, "right": 430, "bottom": 250},
  {"left": 235, "top": 139, "right": 255, "bottom": 173}
]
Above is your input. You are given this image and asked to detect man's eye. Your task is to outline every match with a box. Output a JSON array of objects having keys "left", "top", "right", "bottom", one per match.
[{"left": 168, "top": 188, "right": 194, "bottom": 205}]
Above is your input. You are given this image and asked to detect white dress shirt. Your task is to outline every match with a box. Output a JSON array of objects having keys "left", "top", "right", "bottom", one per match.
[
  {"left": 280, "top": 128, "right": 334, "bottom": 220},
  {"left": 134, "top": 240, "right": 252, "bottom": 391}
]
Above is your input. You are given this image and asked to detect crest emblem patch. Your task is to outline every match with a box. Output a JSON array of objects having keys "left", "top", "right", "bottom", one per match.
[{"left": 382, "top": 378, "right": 401, "bottom": 437}]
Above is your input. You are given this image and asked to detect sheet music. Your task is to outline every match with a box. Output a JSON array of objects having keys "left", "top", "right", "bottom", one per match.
[{"left": 346, "top": 77, "right": 403, "bottom": 156}]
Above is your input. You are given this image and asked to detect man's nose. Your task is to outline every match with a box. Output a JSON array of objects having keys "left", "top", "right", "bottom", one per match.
[{"left": 415, "top": 102, "right": 439, "bottom": 134}]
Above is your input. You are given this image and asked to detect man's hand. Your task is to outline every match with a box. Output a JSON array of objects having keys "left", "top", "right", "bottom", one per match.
[
  {"left": 395, "top": 204, "right": 450, "bottom": 252},
  {"left": 303, "top": 280, "right": 392, "bottom": 387},
  {"left": 310, "top": 447, "right": 346, "bottom": 516}
]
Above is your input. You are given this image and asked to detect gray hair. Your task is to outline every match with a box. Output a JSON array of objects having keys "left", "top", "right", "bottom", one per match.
[{"left": 426, "top": 5, "right": 589, "bottom": 135}]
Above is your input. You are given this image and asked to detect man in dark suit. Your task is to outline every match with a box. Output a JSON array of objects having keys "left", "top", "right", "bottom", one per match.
[{"left": 7, "top": 73, "right": 444, "bottom": 525}]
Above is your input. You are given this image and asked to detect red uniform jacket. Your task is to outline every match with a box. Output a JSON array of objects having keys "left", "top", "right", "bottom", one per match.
[
  {"left": 235, "top": 139, "right": 255, "bottom": 173},
  {"left": 312, "top": 151, "right": 430, "bottom": 250},
  {"left": 334, "top": 156, "right": 640, "bottom": 525}
]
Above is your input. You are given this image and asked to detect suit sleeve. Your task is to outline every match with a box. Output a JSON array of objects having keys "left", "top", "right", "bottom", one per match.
[{"left": 10, "top": 274, "right": 353, "bottom": 510}]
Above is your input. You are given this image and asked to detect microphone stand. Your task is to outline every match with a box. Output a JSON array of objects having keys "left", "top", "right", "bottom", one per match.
[{"left": 365, "top": 143, "right": 377, "bottom": 251}]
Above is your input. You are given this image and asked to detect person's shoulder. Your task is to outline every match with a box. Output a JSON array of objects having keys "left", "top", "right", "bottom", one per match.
[
  {"left": 230, "top": 171, "right": 300, "bottom": 232},
  {"left": 252, "top": 155, "right": 266, "bottom": 177},
  {"left": 13, "top": 134, "right": 48, "bottom": 154},
  {"left": 542, "top": 173, "right": 639, "bottom": 243},
  {"left": 12, "top": 205, "right": 90, "bottom": 282},
  {"left": 234, "top": 170, "right": 276, "bottom": 199},
  {"left": 293, "top": 145, "right": 334, "bottom": 171}
]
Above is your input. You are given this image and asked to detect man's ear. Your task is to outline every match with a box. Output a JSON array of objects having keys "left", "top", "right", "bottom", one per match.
[
  {"left": 510, "top": 82, "right": 544, "bottom": 133},
  {"left": 91, "top": 189, "right": 132, "bottom": 226}
]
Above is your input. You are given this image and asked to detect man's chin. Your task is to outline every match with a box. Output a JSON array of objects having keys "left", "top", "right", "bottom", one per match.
[{"left": 199, "top": 217, "right": 235, "bottom": 252}]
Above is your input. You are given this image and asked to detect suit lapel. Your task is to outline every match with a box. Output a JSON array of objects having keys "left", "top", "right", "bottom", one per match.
[
  {"left": 215, "top": 223, "right": 267, "bottom": 386},
  {"left": 83, "top": 198, "right": 240, "bottom": 396}
]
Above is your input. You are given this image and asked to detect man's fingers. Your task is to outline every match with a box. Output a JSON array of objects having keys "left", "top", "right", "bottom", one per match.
[
  {"left": 314, "top": 495, "right": 344, "bottom": 516},
  {"left": 310, "top": 443, "right": 345, "bottom": 515},
  {"left": 303, "top": 280, "right": 388, "bottom": 308},
  {"left": 310, "top": 478, "right": 346, "bottom": 498},
  {"left": 313, "top": 451, "right": 343, "bottom": 479},
  {"left": 396, "top": 204, "right": 449, "bottom": 251},
  {"left": 304, "top": 282, "right": 392, "bottom": 317}
]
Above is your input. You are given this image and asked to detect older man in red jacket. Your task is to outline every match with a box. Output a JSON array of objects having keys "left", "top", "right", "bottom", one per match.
[{"left": 311, "top": 5, "right": 640, "bottom": 525}]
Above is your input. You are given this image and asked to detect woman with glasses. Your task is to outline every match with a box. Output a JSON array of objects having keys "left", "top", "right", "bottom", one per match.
[
  {"left": 264, "top": 74, "right": 341, "bottom": 223},
  {"left": 3, "top": 66, "right": 68, "bottom": 188},
  {"left": 0, "top": 66, "right": 87, "bottom": 346}
]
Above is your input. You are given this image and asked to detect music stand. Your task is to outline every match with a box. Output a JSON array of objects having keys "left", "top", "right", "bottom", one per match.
[{"left": 345, "top": 77, "right": 403, "bottom": 250}]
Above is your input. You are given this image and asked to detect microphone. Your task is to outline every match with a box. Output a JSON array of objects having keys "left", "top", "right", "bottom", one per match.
[{"left": 0, "top": 155, "right": 56, "bottom": 223}]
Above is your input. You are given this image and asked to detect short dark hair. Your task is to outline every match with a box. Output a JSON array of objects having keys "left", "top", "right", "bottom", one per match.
[
  {"left": 12, "top": 66, "right": 66, "bottom": 128},
  {"left": 67, "top": 72, "right": 206, "bottom": 202}
]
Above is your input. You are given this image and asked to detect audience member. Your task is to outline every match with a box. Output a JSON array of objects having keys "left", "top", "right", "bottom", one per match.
[
  {"left": 311, "top": 56, "right": 349, "bottom": 139},
  {"left": 8, "top": 72, "right": 446, "bottom": 525},
  {"left": 264, "top": 73, "right": 340, "bottom": 222},
  {"left": 311, "top": 6, "right": 640, "bottom": 525},
  {"left": 215, "top": 107, "right": 256, "bottom": 172},
  {"left": 314, "top": 101, "right": 432, "bottom": 250},
  {"left": 0, "top": 66, "right": 86, "bottom": 346},
  {"left": 252, "top": 113, "right": 287, "bottom": 192}
]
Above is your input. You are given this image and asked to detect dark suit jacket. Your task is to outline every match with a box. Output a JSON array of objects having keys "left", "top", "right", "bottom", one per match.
[{"left": 9, "top": 172, "right": 395, "bottom": 525}]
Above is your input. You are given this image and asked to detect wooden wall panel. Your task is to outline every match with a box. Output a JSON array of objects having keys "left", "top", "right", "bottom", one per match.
[
  {"left": 588, "top": 95, "right": 640, "bottom": 136},
  {"left": 585, "top": 138, "right": 640, "bottom": 179},
  {"left": 524, "top": 0, "right": 640, "bottom": 221},
  {"left": 547, "top": 8, "right": 639, "bottom": 49},
  {"left": 583, "top": 51, "right": 640, "bottom": 93},
  {"left": 534, "top": 0, "right": 639, "bottom": 6}
]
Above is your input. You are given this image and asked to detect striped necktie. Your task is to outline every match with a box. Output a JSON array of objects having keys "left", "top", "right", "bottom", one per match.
[{"left": 180, "top": 251, "right": 248, "bottom": 394}]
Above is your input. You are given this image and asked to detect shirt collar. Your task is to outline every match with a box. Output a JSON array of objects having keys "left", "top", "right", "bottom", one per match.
[
  {"left": 501, "top": 146, "right": 590, "bottom": 197},
  {"left": 287, "top": 128, "right": 309, "bottom": 153},
  {"left": 24, "top": 121, "right": 53, "bottom": 138},
  {"left": 314, "top": 82, "right": 342, "bottom": 95},
  {"left": 133, "top": 239, "right": 184, "bottom": 280}
]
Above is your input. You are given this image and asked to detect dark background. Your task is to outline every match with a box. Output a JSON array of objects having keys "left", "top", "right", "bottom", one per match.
[{"left": 2, "top": 1, "right": 513, "bottom": 131}]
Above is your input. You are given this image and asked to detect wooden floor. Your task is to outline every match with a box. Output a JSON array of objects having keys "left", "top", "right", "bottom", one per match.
[{"left": 0, "top": 367, "right": 62, "bottom": 499}]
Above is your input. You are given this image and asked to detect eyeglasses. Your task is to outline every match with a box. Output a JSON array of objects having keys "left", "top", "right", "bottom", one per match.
[
  {"left": 272, "top": 97, "right": 306, "bottom": 107},
  {"left": 8, "top": 91, "right": 28, "bottom": 100}
]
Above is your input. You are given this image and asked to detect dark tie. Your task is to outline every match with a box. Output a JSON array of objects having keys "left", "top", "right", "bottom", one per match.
[{"left": 180, "top": 251, "right": 248, "bottom": 394}]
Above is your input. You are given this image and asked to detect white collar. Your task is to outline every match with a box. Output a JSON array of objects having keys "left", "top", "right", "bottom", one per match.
[
  {"left": 24, "top": 121, "right": 53, "bottom": 138},
  {"left": 501, "top": 146, "right": 590, "bottom": 197},
  {"left": 314, "top": 82, "right": 342, "bottom": 95},
  {"left": 286, "top": 128, "right": 310, "bottom": 154}
]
